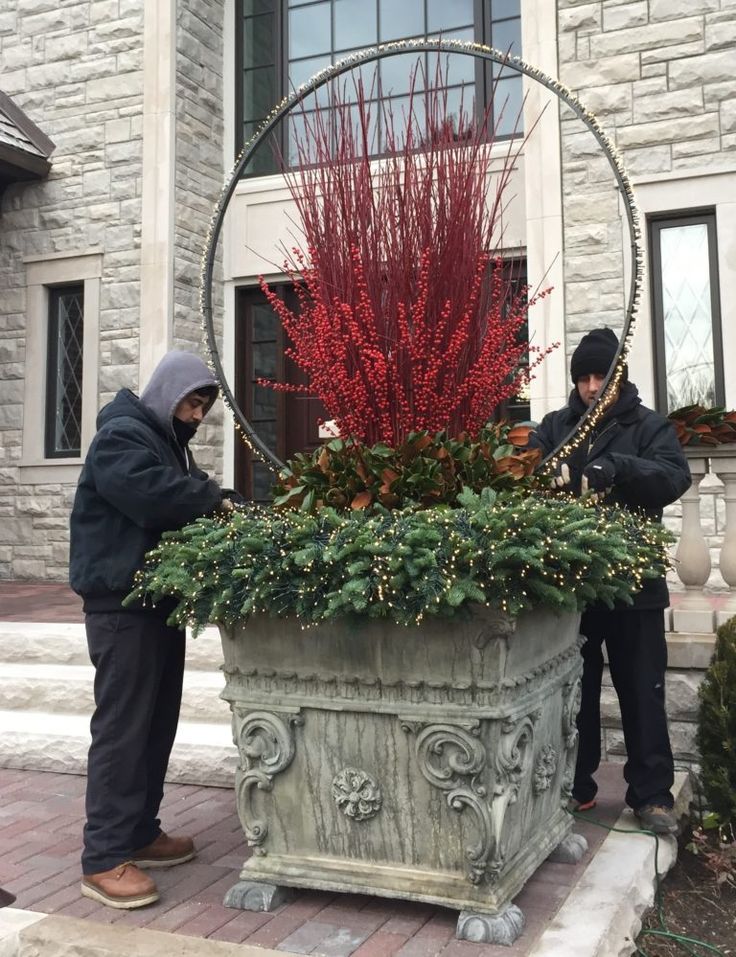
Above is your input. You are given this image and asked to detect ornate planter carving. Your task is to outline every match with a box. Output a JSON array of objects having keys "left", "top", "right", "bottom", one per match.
[{"left": 220, "top": 606, "right": 583, "bottom": 937}]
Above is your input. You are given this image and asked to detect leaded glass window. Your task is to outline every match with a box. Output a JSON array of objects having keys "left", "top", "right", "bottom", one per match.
[
  {"left": 45, "top": 285, "right": 84, "bottom": 458},
  {"left": 650, "top": 211, "right": 724, "bottom": 414},
  {"left": 238, "top": 0, "right": 522, "bottom": 171}
]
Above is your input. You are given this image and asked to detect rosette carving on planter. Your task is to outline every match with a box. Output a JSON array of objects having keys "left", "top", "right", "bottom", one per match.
[
  {"left": 533, "top": 745, "right": 558, "bottom": 795},
  {"left": 332, "top": 768, "right": 383, "bottom": 821},
  {"left": 233, "top": 709, "right": 303, "bottom": 855}
]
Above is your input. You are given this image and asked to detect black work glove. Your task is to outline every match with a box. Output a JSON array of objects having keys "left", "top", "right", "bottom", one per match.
[
  {"left": 582, "top": 458, "right": 615, "bottom": 493},
  {"left": 221, "top": 487, "right": 247, "bottom": 506}
]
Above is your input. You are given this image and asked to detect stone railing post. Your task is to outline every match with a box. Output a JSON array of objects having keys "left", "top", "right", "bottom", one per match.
[
  {"left": 709, "top": 447, "right": 736, "bottom": 628},
  {"left": 672, "top": 454, "right": 714, "bottom": 634}
]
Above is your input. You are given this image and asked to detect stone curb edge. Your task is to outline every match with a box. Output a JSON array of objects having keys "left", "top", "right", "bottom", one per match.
[
  {"left": 0, "top": 908, "right": 294, "bottom": 957},
  {"left": 528, "top": 770, "right": 692, "bottom": 957}
]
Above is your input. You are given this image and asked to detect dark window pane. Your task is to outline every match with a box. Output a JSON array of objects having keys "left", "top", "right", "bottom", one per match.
[
  {"left": 289, "top": 3, "right": 332, "bottom": 59},
  {"left": 427, "top": 0, "right": 473, "bottom": 33},
  {"left": 253, "top": 383, "right": 278, "bottom": 418},
  {"left": 252, "top": 303, "right": 278, "bottom": 339},
  {"left": 491, "top": 0, "right": 521, "bottom": 19},
  {"left": 252, "top": 462, "right": 274, "bottom": 501},
  {"left": 253, "top": 341, "right": 278, "bottom": 378},
  {"left": 243, "top": 13, "right": 275, "bottom": 68},
  {"left": 242, "top": 122, "right": 278, "bottom": 174},
  {"left": 334, "top": 0, "right": 377, "bottom": 50},
  {"left": 244, "top": 66, "right": 276, "bottom": 121},
  {"left": 243, "top": 0, "right": 273, "bottom": 15},
  {"left": 46, "top": 286, "right": 84, "bottom": 458},
  {"left": 379, "top": 0, "right": 423, "bottom": 42},
  {"left": 253, "top": 419, "right": 278, "bottom": 451},
  {"left": 492, "top": 17, "right": 521, "bottom": 56}
]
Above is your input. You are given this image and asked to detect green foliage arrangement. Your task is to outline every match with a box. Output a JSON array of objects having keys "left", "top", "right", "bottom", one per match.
[
  {"left": 128, "top": 487, "right": 673, "bottom": 633},
  {"left": 668, "top": 404, "right": 736, "bottom": 447},
  {"left": 273, "top": 424, "right": 542, "bottom": 512},
  {"left": 697, "top": 615, "right": 736, "bottom": 827}
]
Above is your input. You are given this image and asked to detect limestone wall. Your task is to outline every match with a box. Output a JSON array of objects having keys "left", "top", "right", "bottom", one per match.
[
  {"left": 172, "top": 0, "right": 225, "bottom": 476},
  {"left": 0, "top": 0, "right": 145, "bottom": 581},
  {"left": 556, "top": 0, "right": 735, "bottom": 359}
]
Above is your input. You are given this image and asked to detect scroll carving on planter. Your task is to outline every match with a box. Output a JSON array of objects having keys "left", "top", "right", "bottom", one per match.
[
  {"left": 560, "top": 678, "right": 582, "bottom": 804},
  {"left": 233, "top": 709, "right": 303, "bottom": 855},
  {"left": 533, "top": 745, "right": 557, "bottom": 795},
  {"left": 488, "top": 715, "right": 536, "bottom": 881},
  {"left": 403, "top": 720, "right": 492, "bottom": 885},
  {"left": 332, "top": 767, "right": 383, "bottom": 821}
]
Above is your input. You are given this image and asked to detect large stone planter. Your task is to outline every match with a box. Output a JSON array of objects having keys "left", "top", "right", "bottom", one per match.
[{"left": 219, "top": 606, "right": 584, "bottom": 944}]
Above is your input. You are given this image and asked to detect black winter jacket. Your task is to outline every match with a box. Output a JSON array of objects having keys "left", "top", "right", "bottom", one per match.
[
  {"left": 69, "top": 389, "right": 223, "bottom": 613},
  {"left": 530, "top": 382, "right": 691, "bottom": 610}
]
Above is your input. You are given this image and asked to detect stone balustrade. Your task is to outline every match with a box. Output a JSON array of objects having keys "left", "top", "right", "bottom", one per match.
[{"left": 670, "top": 445, "right": 736, "bottom": 633}]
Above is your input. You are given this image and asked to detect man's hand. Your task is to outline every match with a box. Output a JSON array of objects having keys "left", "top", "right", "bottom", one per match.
[
  {"left": 550, "top": 463, "right": 572, "bottom": 489},
  {"left": 582, "top": 458, "right": 615, "bottom": 494}
]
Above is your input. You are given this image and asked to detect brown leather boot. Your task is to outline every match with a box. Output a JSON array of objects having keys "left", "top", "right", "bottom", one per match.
[
  {"left": 132, "top": 832, "right": 195, "bottom": 868},
  {"left": 81, "top": 862, "right": 159, "bottom": 909}
]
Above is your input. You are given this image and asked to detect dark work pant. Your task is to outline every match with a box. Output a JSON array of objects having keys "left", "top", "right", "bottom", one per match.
[
  {"left": 82, "top": 612, "right": 185, "bottom": 874},
  {"left": 573, "top": 606, "right": 674, "bottom": 811}
]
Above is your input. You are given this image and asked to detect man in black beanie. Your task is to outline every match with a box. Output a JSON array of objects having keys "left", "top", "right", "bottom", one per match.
[{"left": 530, "top": 328, "right": 691, "bottom": 834}]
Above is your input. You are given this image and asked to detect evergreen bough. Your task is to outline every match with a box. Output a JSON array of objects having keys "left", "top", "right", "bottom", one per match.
[
  {"left": 128, "top": 488, "right": 673, "bottom": 634},
  {"left": 697, "top": 615, "right": 736, "bottom": 826}
]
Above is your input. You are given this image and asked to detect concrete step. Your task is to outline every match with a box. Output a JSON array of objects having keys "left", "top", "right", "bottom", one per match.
[
  {"left": 0, "top": 710, "right": 237, "bottom": 787},
  {"left": 0, "top": 621, "right": 225, "bottom": 670},
  {"left": 0, "top": 663, "right": 231, "bottom": 724}
]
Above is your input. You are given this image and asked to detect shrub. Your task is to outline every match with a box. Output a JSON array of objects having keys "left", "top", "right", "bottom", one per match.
[
  {"left": 128, "top": 488, "right": 673, "bottom": 633},
  {"left": 697, "top": 615, "right": 736, "bottom": 827},
  {"left": 273, "top": 424, "right": 542, "bottom": 512}
]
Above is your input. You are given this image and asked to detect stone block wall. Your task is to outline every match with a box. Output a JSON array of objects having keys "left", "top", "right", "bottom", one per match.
[
  {"left": 173, "top": 0, "right": 225, "bottom": 475},
  {"left": 0, "top": 0, "right": 145, "bottom": 581},
  {"left": 556, "top": 0, "right": 735, "bottom": 356}
]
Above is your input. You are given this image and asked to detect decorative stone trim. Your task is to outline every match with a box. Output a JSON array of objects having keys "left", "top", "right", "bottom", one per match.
[
  {"left": 232, "top": 708, "right": 303, "bottom": 855},
  {"left": 332, "top": 767, "right": 383, "bottom": 821}
]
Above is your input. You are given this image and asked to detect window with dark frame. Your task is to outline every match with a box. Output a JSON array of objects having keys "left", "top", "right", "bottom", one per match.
[
  {"left": 649, "top": 210, "right": 724, "bottom": 415},
  {"left": 45, "top": 284, "right": 84, "bottom": 459},
  {"left": 237, "top": 0, "right": 522, "bottom": 173},
  {"left": 235, "top": 284, "right": 325, "bottom": 501}
]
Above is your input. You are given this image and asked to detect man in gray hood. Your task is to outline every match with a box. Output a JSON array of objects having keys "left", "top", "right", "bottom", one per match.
[{"left": 70, "top": 351, "right": 233, "bottom": 908}]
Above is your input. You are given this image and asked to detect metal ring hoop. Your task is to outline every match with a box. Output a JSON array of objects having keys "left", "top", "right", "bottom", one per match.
[{"left": 200, "top": 38, "right": 642, "bottom": 473}]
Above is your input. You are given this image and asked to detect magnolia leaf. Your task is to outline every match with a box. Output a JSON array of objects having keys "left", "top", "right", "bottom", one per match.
[{"left": 351, "top": 490, "right": 373, "bottom": 510}]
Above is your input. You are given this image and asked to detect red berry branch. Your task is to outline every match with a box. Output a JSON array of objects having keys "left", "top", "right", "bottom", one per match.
[{"left": 259, "top": 65, "right": 556, "bottom": 446}]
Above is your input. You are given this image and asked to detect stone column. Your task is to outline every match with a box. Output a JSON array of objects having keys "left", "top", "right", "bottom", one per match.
[
  {"left": 672, "top": 455, "right": 714, "bottom": 635},
  {"left": 710, "top": 448, "right": 736, "bottom": 628}
]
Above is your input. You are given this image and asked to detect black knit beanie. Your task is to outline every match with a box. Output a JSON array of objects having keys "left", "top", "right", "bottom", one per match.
[{"left": 570, "top": 328, "right": 619, "bottom": 383}]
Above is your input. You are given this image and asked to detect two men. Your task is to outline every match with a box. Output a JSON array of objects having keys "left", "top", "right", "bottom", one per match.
[
  {"left": 531, "top": 328, "right": 691, "bottom": 834},
  {"left": 70, "top": 351, "right": 231, "bottom": 908}
]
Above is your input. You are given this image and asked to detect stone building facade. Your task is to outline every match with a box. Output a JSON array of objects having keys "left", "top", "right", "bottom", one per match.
[
  {"left": 1, "top": 0, "right": 734, "bottom": 606},
  {"left": 0, "top": 0, "right": 224, "bottom": 580}
]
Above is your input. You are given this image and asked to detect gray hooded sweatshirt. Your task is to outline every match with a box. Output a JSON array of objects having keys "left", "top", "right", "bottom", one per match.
[{"left": 69, "top": 350, "right": 223, "bottom": 608}]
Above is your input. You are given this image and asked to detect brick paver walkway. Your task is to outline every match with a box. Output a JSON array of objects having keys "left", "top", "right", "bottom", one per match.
[
  {"left": 0, "top": 583, "right": 633, "bottom": 953},
  {"left": 0, "top": 581, "right": 82, "bottom": 622},
  {"left": 0, "top": 765, "right": 627, "bottom": 956}
]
